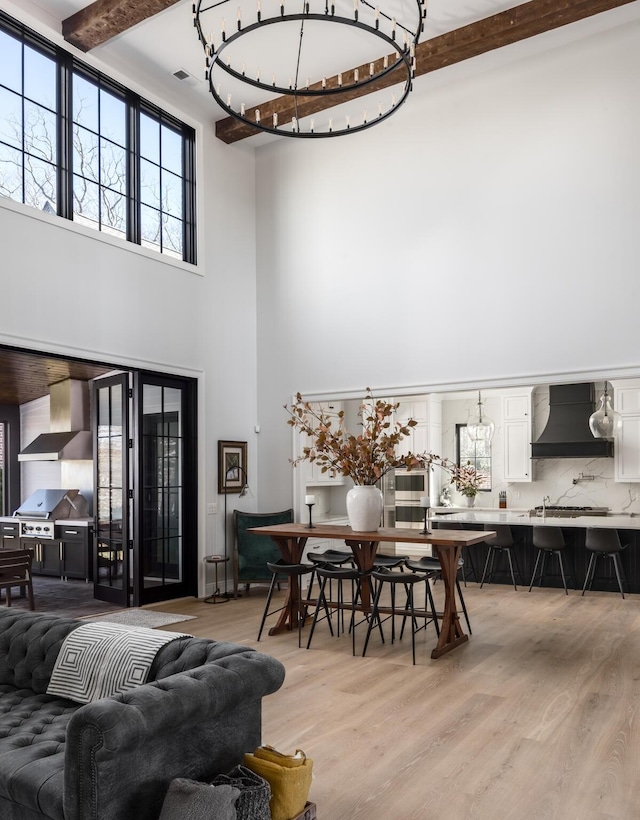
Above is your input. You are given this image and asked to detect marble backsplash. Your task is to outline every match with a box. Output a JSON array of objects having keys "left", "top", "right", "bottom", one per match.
[{"left": 440, "top": 384, "right": 640, "bottom": 514}]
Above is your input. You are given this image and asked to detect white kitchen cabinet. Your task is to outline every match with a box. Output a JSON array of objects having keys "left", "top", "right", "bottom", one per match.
[
  {"left": 502, "top": 389, "right": 533, "bottom": 482},
  {"left": 395, "top": 400, "right": 429, "bottom": 458},
  {"left": 611, "top": 380, "right": 640, "bottom": 482}
]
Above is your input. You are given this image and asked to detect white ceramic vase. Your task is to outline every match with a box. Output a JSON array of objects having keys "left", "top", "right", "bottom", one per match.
[
  {"left": 346, "top": 485, "right": 384, "bottom": 532},
  {"left": 465, "top": 495, "right": 476, "bottom": 508}
]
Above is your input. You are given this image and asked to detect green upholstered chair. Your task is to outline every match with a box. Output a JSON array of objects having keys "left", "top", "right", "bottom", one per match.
[{"left": 233, "top": 508, "right": 294, "bottom": 596}]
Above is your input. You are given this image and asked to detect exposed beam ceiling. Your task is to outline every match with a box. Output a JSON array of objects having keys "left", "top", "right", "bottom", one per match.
[
  {"left": 216, "top": 0, "right": 637, "bottom": 143},
  {"left": 62, "top": 0, "right": 181, "bottom": 52},
  {"left": 61, "top": 0, "right": 637, "bottom": 144}
]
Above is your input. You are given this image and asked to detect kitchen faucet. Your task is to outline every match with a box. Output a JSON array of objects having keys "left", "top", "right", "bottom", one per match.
[{"left": 541, "top": 495, "right": 550, "bottom": 517}]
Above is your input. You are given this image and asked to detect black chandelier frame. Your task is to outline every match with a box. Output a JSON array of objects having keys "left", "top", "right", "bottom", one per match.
[{"left": 193, "top": 0, "right": 425, "bottom": 138}]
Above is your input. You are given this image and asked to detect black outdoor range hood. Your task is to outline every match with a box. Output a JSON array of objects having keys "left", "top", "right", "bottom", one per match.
[{"left": 531, "top": 383, "right": 614, "bottom": 459}]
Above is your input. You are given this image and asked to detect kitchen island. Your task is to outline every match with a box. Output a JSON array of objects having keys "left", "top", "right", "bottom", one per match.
[{"left": 431, "top": 510, "right": 640, "bottom": 593}]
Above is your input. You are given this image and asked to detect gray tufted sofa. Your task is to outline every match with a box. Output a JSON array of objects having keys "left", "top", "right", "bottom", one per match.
[{"left": 0, "top": 607, "right": 286, "bottom": 820}]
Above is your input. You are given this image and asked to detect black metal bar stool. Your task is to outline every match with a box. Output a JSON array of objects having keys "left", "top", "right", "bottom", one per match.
[
  {"left": 529, "top": 526, "right": 575, "bottom": 594},
  {"left": 362, "top": 567, "right": 434, "bottom": 665},
  {"left": 307, "top": 550, "right": 355, "bottom": 629},
  {"left": 582, "top": 528, "right": 628, "bottom": 599},
  {"left": 257, "top": 560, "right": 315, "bottom": 646},
  {"left": 372, "top": 554, "right": 410, "bottom": 569},
  {"left": 406, "top": 555, "right": 470, "bottom": 635},
  {"left": 307, "top": 550, "right": 354, "bottom": 593},
  {"left": 306, "top": 565, "right": 372, "bottom": 656},
  {"left": 480, "top": 524, "right": 524, "bottom": 591}
]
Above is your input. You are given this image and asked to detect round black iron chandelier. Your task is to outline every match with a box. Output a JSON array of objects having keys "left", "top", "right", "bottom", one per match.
[{"left": 193, "top": 0, "right": 425, "bottom": 138}]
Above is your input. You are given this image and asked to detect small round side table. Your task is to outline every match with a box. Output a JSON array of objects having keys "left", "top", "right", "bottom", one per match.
[{"left": 203, "top": 555, "right": 230, "bottom": 604}]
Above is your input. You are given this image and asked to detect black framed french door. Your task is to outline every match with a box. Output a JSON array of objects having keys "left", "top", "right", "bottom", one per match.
[
  {"left": 93, "top": 373, "right": 130, "bottom": 606},
  {"left": 132, "top": 372, "right": 197, "bottom": 606}
]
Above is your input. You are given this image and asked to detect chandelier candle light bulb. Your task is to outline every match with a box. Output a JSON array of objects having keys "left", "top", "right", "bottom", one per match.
[{"left": 194, "top": 0, "right": 423, "bottom": 138}]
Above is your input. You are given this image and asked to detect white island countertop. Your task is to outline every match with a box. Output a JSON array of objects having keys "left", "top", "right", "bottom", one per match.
[{"left": 432, "top": 510, "right": 640, "bottom": 530}]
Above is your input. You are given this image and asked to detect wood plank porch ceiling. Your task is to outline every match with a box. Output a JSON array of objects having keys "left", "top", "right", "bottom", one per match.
[{"left": 62, "top": 0, "right": 637, "bottom": 144}]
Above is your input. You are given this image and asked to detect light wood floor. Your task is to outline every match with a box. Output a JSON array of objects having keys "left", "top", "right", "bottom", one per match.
[{"left": 150, "top": 581, "right": 640, "bottom": 819}]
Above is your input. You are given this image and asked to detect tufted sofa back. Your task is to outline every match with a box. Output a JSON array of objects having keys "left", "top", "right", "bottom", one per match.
[
  {"left": 0, "top": 609, "right": 251, "bottom": 697},
  {"left": 0, "top": 609, "right": 81, "bottom": 694}
]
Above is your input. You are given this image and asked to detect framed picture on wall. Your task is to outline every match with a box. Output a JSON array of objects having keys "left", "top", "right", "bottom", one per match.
[{"left": 218, "top": 440, "right": 248, "bottom": 494}]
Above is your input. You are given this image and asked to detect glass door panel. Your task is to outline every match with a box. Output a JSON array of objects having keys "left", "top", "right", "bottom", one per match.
[
  {"left": 134, "top": 374, "right": 195, "bottom": 605},
  {"left": 93, "top": 373, "right": 129, "bottom": 605}
]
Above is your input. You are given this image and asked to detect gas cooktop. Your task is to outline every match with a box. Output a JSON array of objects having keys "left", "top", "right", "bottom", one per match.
[{"left": 530, "top": 505, "right": 610, "bottom": 517}]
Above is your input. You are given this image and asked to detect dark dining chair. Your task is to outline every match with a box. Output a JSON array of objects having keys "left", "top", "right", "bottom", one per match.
[
  {"left": 0, "top": 550, "right": 35, "bottom": 610},
  {"left": 233, "top": 508, "right": 293, "bottom": 596}
]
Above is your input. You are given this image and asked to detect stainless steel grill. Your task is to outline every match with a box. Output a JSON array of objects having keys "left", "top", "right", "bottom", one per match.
[{"left": 13, "top": 489, "right": 80, "bottom": 539}]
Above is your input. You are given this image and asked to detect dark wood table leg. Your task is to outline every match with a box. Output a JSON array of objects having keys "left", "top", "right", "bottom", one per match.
[
  {"left": 431, "top": 543, "right": 469, "bottom": 659},
  {"left": 345, "top": 539, "right": 378, "bottom": 611},
  {"left": 268, "top": 535, "right": 309, "bottom": 636}
]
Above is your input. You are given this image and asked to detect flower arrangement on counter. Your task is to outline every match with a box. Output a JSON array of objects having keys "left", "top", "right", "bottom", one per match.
[
  {"left": 285, "top": 388, "right": 424, "bottom": 485},
  {"left": 422, "top": 454, "right": 483, "bottom": 498}
]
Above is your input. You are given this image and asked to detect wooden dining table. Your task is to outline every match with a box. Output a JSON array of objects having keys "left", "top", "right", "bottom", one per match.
[{"left": 248, "top": 523, "right": 493, "bottom": 659}]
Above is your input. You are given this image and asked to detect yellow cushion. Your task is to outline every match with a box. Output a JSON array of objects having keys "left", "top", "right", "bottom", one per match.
[
  {"left": 243, "top": 747, "right": 313, "bottom": 820},
  {"left": 254, "top": 745, "right": 307, "bottom": 768}
]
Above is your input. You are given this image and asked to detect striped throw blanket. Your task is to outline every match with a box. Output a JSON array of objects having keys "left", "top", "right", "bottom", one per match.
[{"left": 47, "top": 622, "right": 188, "bottom": 704}]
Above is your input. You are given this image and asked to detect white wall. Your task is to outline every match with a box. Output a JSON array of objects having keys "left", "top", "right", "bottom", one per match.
[
  {"left": 1, "top": 2, "right": 260, "bottom": 594},
  {"left": 254, "top": 18, "right": 640, "bottom": 512}
]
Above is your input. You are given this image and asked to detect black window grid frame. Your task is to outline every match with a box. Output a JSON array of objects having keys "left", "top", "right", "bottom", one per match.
[
  {"left": 455, "top": 423, "right": 492, "bottom": 492},
  {"left": 0, "top": 15, "right": 58, "bottom": 210},
  {"left": 0, "top": 11, "right": 197, "bottom": 265}
]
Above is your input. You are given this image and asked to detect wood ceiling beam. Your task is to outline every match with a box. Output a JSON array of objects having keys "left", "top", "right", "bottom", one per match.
[
  {"left": 215, "top": 0, "right": 637, "bottom": 143},
  {"left": 62, "top": 0, "right": 182, "bottom": 52}
]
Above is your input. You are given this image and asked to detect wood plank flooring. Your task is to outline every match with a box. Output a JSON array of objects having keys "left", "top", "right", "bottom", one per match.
[{"left": 150, "top": 582, "right": 640, "bottom": 819}]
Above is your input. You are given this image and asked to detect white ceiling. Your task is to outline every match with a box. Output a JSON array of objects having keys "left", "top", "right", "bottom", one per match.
[{"left": 13, "top": 0, "right": 640, "bottom": 137}]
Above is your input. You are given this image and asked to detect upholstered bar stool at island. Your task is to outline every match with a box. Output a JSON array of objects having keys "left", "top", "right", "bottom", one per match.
[
  {"left": 257, "top": 560, "right": 315, "bottom": 646},
  {"left": 529, "top": 526, "right": 575, "bottom": 594},
  {"left": 480, "top": 524, "right": 524, "bottom": 591},
  {"left": 582, "top": 528, "right": 628, "bottom": 599}
]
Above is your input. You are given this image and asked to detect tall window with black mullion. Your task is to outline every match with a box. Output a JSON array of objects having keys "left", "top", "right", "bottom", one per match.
[
  {"left": 0, "top": 25, "right": 58, "bottom": 212},
  {"left": 0, "top": 12, "right": 196, "bottom": 264},
  {"left": 456, "top": 423, "right": 492, "bottom": 491}
]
